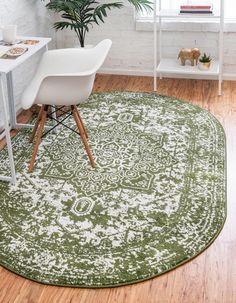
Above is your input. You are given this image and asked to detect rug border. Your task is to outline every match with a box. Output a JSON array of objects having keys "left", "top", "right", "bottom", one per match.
[{"left": 0, "top": 91, "right": 227, "bottom": 288}]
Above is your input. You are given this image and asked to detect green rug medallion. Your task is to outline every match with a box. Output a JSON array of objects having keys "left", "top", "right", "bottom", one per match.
[{"left": 0, "top": 92, "right": 226, "bottom": 287}]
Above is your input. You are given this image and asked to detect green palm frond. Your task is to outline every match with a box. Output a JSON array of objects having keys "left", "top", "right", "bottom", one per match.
[
  {"left": 42, "top": 0, "right": 153, "bottom": 47},
  {"left": 93, "top": 3, "right": 123, "bottom": 24},
  {"left": 127, "top": 0, "right": 152, "bottom": 12}
]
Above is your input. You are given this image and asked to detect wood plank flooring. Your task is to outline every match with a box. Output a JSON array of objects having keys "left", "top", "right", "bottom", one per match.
[{"left": 0, "top": 75, "right": 235, "bottom": 303}]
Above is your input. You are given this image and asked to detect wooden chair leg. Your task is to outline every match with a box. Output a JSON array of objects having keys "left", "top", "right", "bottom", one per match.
[
  {"left": 71, "top": 105, "right": 96, "bottom": 168},
  {"left": 74, "top": 106, "right": 88, "bottom": 138},
  {"left": 28, "top": 106, "right": 48, "bottom": 172},
  {"left": 29, "top": 105, "right": 44, "bottom": 143}
]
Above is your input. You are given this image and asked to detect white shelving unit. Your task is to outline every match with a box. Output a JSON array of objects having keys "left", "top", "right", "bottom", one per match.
[{"left": 153, "top": 1, "right": 224, "bottom": 95}]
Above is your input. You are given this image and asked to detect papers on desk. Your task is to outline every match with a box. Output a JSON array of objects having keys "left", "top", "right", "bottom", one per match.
[
  {"left": 0, "top": 46, "right": 9, "bottom": 57},
  {"left": 18, "top": 39, "right": 40, "bottom": 45},
  {"left": 0, "top": 39, "right": 39, "bottom": 46},
  {"left": 0, "top": 40, "right": 20, "bottom": 46},
  {"left": 0, "top": 39, "right": 39, "bottom": 60},
  {"left": 0, "top": 46, "right": 28, "bottom": 60},
  {"left": 0, "top": 36, "right": 51, "bottom": 74}
]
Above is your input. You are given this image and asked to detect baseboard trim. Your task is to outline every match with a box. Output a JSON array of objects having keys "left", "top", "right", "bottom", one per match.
[
  {"left": 99, "top": 68, "right": 152, "bottom": 77},
  {"left": 223, "top": 73, "right": 236, "bottom": 80},
  {"left": 99, "top": 68, "right": 236, "bottom": 81}
]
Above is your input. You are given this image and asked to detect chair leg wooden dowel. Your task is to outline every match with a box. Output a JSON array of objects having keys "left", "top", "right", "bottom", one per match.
[
  {"left": 29, "top": 105, "right": 44, "bottom": 143},
  {"left": 71, "top": 106, "right": 96, "bottom": 168},
  {"left": 74, "top": 106, "right": 88, "bottom": 139},
  {"left": 28, "top": 107, "right": 47, "bottom": 172}
]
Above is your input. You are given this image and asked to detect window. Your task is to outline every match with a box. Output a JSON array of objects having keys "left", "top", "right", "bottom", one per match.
[{"left": 140, "top": 0, "right": 235, "bottom": 20}]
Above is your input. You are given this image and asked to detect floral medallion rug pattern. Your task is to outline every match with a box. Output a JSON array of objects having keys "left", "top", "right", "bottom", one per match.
[{"left": 0, "top": 92, "right": 226, "bottom": 287}]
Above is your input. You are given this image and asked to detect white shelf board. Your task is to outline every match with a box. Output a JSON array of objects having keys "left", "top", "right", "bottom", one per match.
[
  {"left": 156, "top": 9, "right": 220, "bottom": 19},
  {"left": 157, "top": 58, "right": 220, "bottom": 76}
]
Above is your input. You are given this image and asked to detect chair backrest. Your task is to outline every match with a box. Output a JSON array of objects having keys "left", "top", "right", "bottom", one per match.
[
  {"left": 38, "top": 39, "right": 112, "bottom": 76},
  {"left": 21, "top": 39, "right": 112, "bottom": 109}
]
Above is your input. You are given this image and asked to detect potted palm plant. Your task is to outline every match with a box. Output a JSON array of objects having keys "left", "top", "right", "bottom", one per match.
[{"left": 42, "top": 0, "right": 152, "bottom": 48}]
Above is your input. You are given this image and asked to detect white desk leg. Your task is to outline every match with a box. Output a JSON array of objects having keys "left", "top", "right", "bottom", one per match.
[
  {"left": 6, "top": 71, "right": 36, "bottom": 130},
  {"left": 45, "top": 45, "right": 58, "bottom": 133},
  {"left": 6, "top": 47, "right": 51, "bottom": 132},
  {"left": 0, "top": 73, "right": 16, "bottom": 185},
  {"left": 5, "top": 44, "right": 54, "bottom": 136},
  {"left": 6, "top": 71, "right": 17, "bottom": 128},
  {"left": 45, "top": 44, "right": 57, "bottom": 133}
]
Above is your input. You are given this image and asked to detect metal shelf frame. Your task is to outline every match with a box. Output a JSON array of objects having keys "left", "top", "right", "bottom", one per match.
[{"left": 153, "top": 1, "right": 225, "bottom": 96}]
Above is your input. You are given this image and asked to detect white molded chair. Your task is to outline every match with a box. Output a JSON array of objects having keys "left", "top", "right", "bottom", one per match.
[{"left": 21, "top": 39, "right": 112, "bottom": 172}]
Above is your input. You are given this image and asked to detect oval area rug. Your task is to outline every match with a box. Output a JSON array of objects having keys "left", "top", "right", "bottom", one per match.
[{"left": 0, "top": 92, "right": 226, "bottom": 287}]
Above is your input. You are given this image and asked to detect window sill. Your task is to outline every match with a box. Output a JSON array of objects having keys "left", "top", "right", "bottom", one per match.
[{"left": 136, "top": 18, "right": 236, "bottom": 32}]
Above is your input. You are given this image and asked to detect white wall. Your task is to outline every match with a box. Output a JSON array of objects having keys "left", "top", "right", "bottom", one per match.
[
  {"left": 0, "top": 0, "right": 56, "bottom": 128},
  {"left": 57, "top": 4, "right": 236, "bottom": 79}
]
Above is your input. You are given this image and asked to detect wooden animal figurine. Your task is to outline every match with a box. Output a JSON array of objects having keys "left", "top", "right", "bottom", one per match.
[{"left": 178, "top": 48, "right": 201, "bottom": 66}]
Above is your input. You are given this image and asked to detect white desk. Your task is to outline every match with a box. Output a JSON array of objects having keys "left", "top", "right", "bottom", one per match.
[{"left": 0, "top": 36, "right": 51, "bottom": 184}]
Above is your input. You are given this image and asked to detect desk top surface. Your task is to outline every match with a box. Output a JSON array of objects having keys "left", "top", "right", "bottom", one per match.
[{"left": 0, "top": 36, "right": 51, "bottom": 74}]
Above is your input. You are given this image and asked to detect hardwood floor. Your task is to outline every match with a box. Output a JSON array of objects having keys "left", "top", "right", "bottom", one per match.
[{"left": 0, "top": 75, "right": 235, "bottom": 303}]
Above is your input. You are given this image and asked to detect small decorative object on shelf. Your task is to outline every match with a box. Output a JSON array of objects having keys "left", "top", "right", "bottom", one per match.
[
  {"left": 198, "top": 53, "right": 212, "bottom": 70},
  {"left": 178, "top": 48, "right": 201, "bottom": 66},
  {"left": 179, "top": 3, "right": 213, "bottom": 14}
]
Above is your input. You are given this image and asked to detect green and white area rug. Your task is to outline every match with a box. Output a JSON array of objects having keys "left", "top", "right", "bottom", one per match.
[{"left": 0, "top": 92, "right": 226, "bottom": 287}]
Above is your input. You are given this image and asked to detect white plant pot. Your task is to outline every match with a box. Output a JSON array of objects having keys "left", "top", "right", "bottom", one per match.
[{"left": 198, "top": 61, "right": 212, "bottom": 71}]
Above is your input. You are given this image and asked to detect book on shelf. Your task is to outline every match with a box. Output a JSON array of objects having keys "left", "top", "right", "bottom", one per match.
[
  {"left": 180, "top": 10, "right": 213, "bottom": 14},
  {"left": 180, "top": 5, "right": 213, "bottom": 9},
  {"left": 180, "top": 3, "right": 213, "bottom": 14},
  {"left": 180, "top": 8, "right": 212, "bottom": 11}
]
